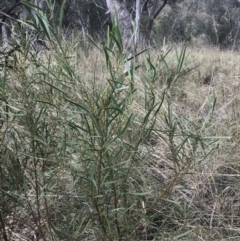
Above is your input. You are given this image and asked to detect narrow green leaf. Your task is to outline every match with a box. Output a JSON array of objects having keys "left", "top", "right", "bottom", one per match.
[{"left": 173, "top": 230, "right": 192, "bottom": 240}]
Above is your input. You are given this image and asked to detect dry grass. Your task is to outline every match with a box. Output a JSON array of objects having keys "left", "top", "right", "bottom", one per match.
[{"left": 142, "top": 46, "right": 240, "bottom": 240}]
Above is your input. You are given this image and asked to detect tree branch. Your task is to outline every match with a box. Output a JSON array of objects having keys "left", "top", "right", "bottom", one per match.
[
  {"left": 141, "top": 0, "right": 150, "bottom": 12},
  {"left": 153, "top": 0, "right": 168, "bottom": 20}
]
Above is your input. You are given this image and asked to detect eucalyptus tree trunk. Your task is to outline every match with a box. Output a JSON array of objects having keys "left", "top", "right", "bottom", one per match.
[
  {"left": 106, "top": 0, "right": 133, "bottom": 51},
  {"left": 106, "top": 0, "right": 168, "bottom": 50},
  {"left": 1, "top": 24, "right": 8, "bottom": 48},
  {"left": 134, "top": 0, "right": 141, "bottom": 52}
]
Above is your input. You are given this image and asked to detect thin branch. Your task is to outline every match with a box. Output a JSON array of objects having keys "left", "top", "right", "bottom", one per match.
[
  {"left": 153, "top": 0, "right": 168, "bottom": 20},
  {"left": 0, "top": 11, "right": 19, "bottom": 22},
  {"left": 141, "top": 0, "right": 150, "bottom": 12},
  {"left": 149, "top": 0, "right": 158, "bottom": 18}
]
